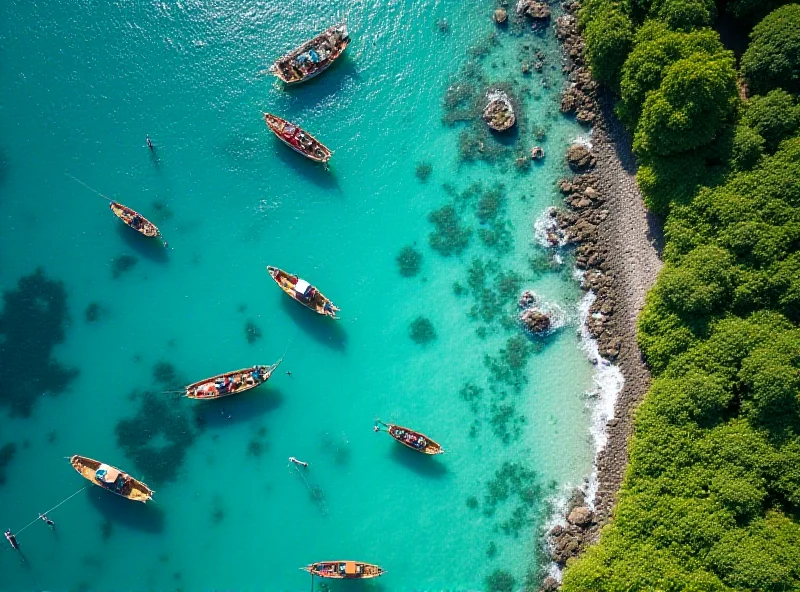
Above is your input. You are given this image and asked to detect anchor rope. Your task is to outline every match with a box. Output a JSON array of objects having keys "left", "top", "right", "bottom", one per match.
[{"left": 13, "top": 486, "right": 89, "bottom": 536}]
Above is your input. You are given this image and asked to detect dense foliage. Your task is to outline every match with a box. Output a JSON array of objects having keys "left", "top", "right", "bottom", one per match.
[
  {"left": 561, "top": 2, "right": 800, "bottom": 590},
  {"left": 741, "top": 4, "right": 800, "bottom": 95}
]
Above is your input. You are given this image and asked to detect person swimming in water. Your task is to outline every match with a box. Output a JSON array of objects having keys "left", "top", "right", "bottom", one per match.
[
  {"left": 4, "top": 529, "right": 19, "bottom": 551},
  {"left": 146, "top": 135, "right": 154, "bottom": 150},
  {"left": 39, "top": 514, "right": 55, "bottom": 529},
  {"left": 289, "top": 456, "right": 308, "bottom": 468}
]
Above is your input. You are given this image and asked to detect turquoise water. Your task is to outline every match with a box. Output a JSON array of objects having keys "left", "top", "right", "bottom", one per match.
[{"left": 0, "top": 1, "right": 596, "bottom": 590}]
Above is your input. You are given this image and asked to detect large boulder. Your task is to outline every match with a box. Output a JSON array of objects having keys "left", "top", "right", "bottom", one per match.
[
  {"left": 517, "top": 0, "right": 551, "bottom": 19},
  {"left": 567, "top": 506, "right": 594, "bottom": 526},
  {"left": 482, "top": 90, "right": 516, "bottom": 131},
  {"left": 540, "top": 577, "right": 560, "bottom": 592},
  {"left": 493, "top": 7, "right": 508, "bottom": 23},
  {"left": 521, "top": 309, "right": 551, "bottom": 333},
  {"left": 566, "top": 143, "right": 596, "bottom": 171}
]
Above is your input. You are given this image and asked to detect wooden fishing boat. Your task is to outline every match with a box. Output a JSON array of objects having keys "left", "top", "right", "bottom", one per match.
[
  {"left": 267, "top": 266, "right": 340, "bottom": 318},
  {"left": 302, "top": 561, "right": 385, "bottom": 580},
  {"left": 375, "top": 419, "right": 444, "bottom": 455},
  {"left": 69, "top": 455, "right": 154, "bottom": 503},
  {"left": 270, "top": 22, "right": 350, "bottom": 84},
  {"left": 110, "top": 201, "right": 166, "bottom": 245},
  {"left": 184, "top": 361, "right": 282, "bottom": 400},
  {"left": 264, "top": 113, "right": 332, "bottom": 163}
]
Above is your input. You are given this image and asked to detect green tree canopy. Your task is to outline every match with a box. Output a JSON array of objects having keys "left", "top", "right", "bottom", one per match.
[
  {"left": 618, "top": 23, "right": 726, "bottom": 126},
  {"left": 742, "top": 89, "right": 800, "bottom": 151},
  {"left": 633, "top": 53, "right": 737, "bottom": 156},
  {"left": 741, "top": 4, "right": 800, "bottom": 95},
  {"left": 650, "top": 0, "right": 715, "bottom": 31},
  {"left": 582, "top": 2, "right": 635, "bottom": 89}
]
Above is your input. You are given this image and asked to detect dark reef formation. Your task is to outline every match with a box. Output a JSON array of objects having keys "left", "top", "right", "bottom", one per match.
[
  {"left": 415, "top": 162, "right": 433, "bottom": 182},
  {"left": 396, "top": 245, "right": 423, "bottom": 277},
  {"left": 84, "top": 302, "right": 104, "bottom": 323},
  {"left": 0, "top": 443, "right": 16, "bottom": 486},
  {"left": 428, "top": 205, "right": 472, "bottom": 256},
  {"left": 152, "top": 361, "right": 181, "bottom": 390},
  {"left": 245, "top": 320, "right": 262, "bottom": 344},
  {"left": 115, "top": 389, "right": 200, "bottom": 484},
  {"left": 0, "top": 268, "right": 78, "bottom": 417},
  {"left": 408, "top": 316, "right": 437, "bottom": 344},
  {"left": 111, "top": 254, "right": 138, "bottom": 279}
]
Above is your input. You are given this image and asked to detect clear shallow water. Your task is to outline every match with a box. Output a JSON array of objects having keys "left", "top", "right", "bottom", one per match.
[{"left": 0, "top": 1, "right": 596, "bottom": 590}]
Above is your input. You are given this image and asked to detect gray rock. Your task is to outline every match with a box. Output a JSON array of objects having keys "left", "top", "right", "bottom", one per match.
[{"left": 567, "top": 506, "right": 594, "bottom": 526}]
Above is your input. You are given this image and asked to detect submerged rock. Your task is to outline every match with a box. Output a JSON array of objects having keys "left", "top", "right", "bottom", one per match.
[{"left": 482, "top": 90, "right": 516, "bottom": 132}]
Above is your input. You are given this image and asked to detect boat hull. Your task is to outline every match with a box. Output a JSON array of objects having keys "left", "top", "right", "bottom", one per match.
[
  {"left": 302, "top": 561, "right": 385, "bottom": 579},
  {"left": 70, "top": 455, "right": 154, "bottom": 503},
  {"left": 109, "top": 202, "right": 161, "bottom": 239},
  {"left": 263, "top": 113, "right": 331, "bottom": 163},
  {"left": 387, "top": 424, "right": 444, "bottom": 455},
  {"left": 267, "top": 266, "right": 339, "bottom": 319},
  {"left": 271, "top": 22, "right": 350, "bottom": 85},
  {"left": 185, "top": 363, "right": 280, "bottom": 400}
]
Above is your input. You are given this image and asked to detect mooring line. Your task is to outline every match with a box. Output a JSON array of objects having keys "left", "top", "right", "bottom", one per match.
[{"left": 13, "top": 486, "right": 89, "bottom": 536}]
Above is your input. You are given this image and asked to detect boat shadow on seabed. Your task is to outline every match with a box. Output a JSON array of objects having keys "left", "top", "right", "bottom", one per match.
[
  {"left": 279, "top": 296, "right": 348, "bottom": 352},
  {"left": 86, "top": 488, "right": 165, "bottom": 534},
  {"left": 275, "top": 56, "right": 359, "bottom": 105},
  {"left": 388, "top": 443, "right": 447, "bottom": 479},
  {"left": 116, "top": 223, "right": 169, "bottom": 264},
  {"left": 194, "top": 387, "right": 285, "bottom": 429},
  {"left": 271, "top": 143, "right": 343, "bottom": 195},
  {"left": 311, "top": 578, "right": 389, "bottom": 592}
]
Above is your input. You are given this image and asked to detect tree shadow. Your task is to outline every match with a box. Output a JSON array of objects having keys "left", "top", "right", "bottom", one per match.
[
  {"left": 280, "top": 296, "right": 348, "bottom": 352},
  {"left": 192, "top": 387, "right": 285, "bottom": 429},
  {"left": 85, "top": 488, "right": 165, "bottom": 534},
  {"left": 387, "top": 444, "right": 447, "bottom": 479},
  {"left": 598, "top": 90, "right": 638, "bottom": 175},
  {"left": 116, "top": 223, "right": 169, "bottom": 263}
]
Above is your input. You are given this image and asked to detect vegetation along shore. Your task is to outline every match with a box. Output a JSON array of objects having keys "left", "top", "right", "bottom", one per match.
[{"left": 538, "top": 0, "right": 800, "bottom": 589}]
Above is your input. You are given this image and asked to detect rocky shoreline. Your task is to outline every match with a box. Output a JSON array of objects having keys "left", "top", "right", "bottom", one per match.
[{"left": 539, "top": 0, "right": 664, "bottom": 583}]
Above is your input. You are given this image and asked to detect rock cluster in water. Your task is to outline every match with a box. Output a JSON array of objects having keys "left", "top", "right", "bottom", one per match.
[
  {"left": 482, "top": 90, "right": 516, "bottom": 132},
  {"left": 556, "top": 6, "right": 599, "bottom": 125},
  {"left": 548, "top": 489, "right": 597, "bottom": 568},
  {"left": 566, "top": 143, "right": 596, "bottom": 172},
  {"left": 517, "top": 291, "right": 552, "bottom": 334},
  {"left": 555, "top": 173, "right": 622, "bottom": 361},
  {"left": 516, "top": 0, "right": 552, "bottom": 21}
]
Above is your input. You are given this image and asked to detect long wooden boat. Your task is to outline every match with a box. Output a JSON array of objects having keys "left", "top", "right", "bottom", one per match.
[
  {"left": 376, "top": 419, "right": 444, "bottom": 455},
  {"left": 267, "top": 266, "right": 340, "bottom": 318},
  {"left": 301, "top": 561, "right": 385, "bottom": 579},
  {"left": 184, "top": 361, "right": 282, "bottom": 400},
  {"left": 110, "top": 202, "right": 166, "bottom": 246},
  {"left": 270, "top": 22, "right": 350, "bottom": 84},
  {"left": 264, "top": 113, "right": 332, "bottom": 163},
  {"left": 70, "top": 455, "right": 154, "bottom": 503}
]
